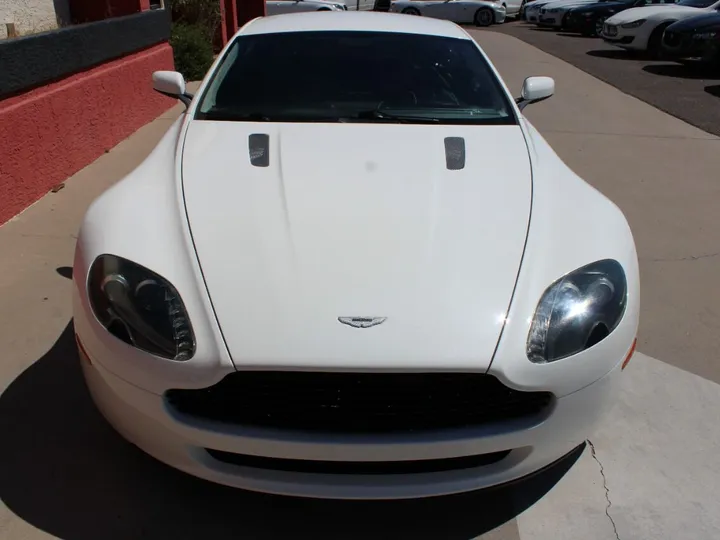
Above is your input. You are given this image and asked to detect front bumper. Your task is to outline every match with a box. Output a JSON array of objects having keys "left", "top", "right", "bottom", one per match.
[
  {"left": 79, "top": 336, "right": 624, "bottom": 499},
  {"left": 602, "top": 23, "right": 642, "bottom": 49},
  {"left": 537, "top": 11, "right": 564, "bottom": 28}
]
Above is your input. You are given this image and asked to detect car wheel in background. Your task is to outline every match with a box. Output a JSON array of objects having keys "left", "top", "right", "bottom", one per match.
[
  {"left": 317, "top": 6, "right": 332, "bottom": 10},
  {"left": 647, "top": 23, "right": 672, "bottom": 59},
  {"left": 402, "top": 6, "right": 421, "bottom": 14},
  {"left": 475, "top": 7, "right": 495, "bottom": 26}
]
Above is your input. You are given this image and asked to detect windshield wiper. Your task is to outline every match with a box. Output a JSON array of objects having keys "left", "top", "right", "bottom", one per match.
[{"left": 353, "top": 109, "right": 440, "bottom": 124}]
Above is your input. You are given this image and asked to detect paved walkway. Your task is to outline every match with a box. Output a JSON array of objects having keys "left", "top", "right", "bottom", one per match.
[{"left": 1, "top": 32, "right": 719, "bottom": 540}]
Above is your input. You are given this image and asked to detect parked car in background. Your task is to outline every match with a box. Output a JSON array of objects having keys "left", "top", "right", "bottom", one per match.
[
  {"left": 266, "top": 0, "right": 348, "bottom": 14},
  {"left": 519, "top": 0, "right": 537, "bottom": 18},
  {"left": 536, "top": 0, "right": 611, "bottom": 28},
  {"left": 524, "top": 0, "right": 554, "bottom": 21},
  {"left": 602, "top": 0, "right": 720, "bottom": 57},
  {"left": 662, "top": 12, "right": 720, "bottom": 65},
  {"left": 373, "top": 0, "right": 393, "bottom": 10},
  {"left": 524, "top": 0, "right": 587, "bottom": 21},
  {"left": 390, "top": 0, "right": 508, "bottom": 26},
  {"left": 564, "top": 0, "right": 675, "bottom": 36}
]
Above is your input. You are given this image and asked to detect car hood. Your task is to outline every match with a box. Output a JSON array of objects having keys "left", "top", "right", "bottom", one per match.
[
  {"left": 571, "top": 1, "right": 629, "bottom": 13},
  {"left": 666, "top": 11, "right": 720, "bottom": 30},
  {"left": 607, "top": 4, "right": 706, "bottom": 23},
  {"left": 181, "top": 121, "right": 532, "bottom": 371}
]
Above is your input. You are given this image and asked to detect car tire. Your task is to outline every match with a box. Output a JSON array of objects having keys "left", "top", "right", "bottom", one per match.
[
  {"left": 647, "top": 23, "right": 672, "bottom": 60},
  {"left": 317, "top": 7, "right": 332, "bottom": 10},
  {"left": 592, "top": 16, "right": 607, "bottom": 37},
  {"left": 474, "top": 7, "right": 495, "bottom": 26},
  {"left": 402, "top": 6, "right": 421, "bottom": 14}
]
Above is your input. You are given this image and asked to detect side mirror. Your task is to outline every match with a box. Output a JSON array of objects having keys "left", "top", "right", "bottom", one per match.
[
  {"left": 152, "top": 71, "right": 193, "bottom": 108},
  {"left": 515, "top": 76, "right": 555, "bottom": 111}
]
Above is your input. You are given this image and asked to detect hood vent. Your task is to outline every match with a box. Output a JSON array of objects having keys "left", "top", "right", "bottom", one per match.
[
  {"left": 248, "top": 134, "right": 270, "bottom": 167},
  {"left": 444, "top": 137, "right": 466, "bottom": 170}
]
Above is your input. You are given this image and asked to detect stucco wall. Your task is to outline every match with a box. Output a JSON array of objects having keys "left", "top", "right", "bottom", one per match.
[
  {"left": 0, "top": 42, "right": 175, "bottom": 224},
  {"left": 0, "top": 0, "right": 71, "bottom": 39}
]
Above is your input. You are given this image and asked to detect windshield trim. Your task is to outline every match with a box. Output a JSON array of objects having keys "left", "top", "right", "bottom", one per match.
[{"left": 193, "top": 30, "right": 519, "bottom": 127}]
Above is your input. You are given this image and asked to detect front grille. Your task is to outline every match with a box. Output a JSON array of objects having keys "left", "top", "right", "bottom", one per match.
[
  {"left": 205, "top": 448, "right": 512, "bottom": 474},
  {"left": 166, "top": 372, "right": 554, "bottom": 434}
]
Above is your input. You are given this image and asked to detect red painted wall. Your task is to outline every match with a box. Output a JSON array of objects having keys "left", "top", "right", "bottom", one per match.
[
  {"left": 0, "top": 43, "right": 175, "bottom": 225},
  {"left": 238, "top": 0, "right": 266, "bottom": 26}
]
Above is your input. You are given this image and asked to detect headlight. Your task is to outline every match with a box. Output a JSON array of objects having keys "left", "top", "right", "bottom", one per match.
[
  {"left": 88, "top": 254, "right": 196, "bottom": 361},
  {"left": 621, "top": 19, "right": 645, "bottom": 28},
  {"left": 527, "top": 259, "right": 627, "bottom": 364},
  {"left": 693, "top": 31, "right": 717, "bottom": 40}
]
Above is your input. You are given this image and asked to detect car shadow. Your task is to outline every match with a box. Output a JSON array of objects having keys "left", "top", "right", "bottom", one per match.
[
  {"left": 587, "top": 49, "right": 644, "bottom": 60},
  {"left": 643, "top": 62, "right": 720, "bottom": 79},
  {"left": 0, "top": 321, "right": 584, "bottom": 540},
  {"left": 557, "top": 32, "right": 595, "bottom": 38},
  {"left": 706, "top": 84, "right": 720, "bottom": 97}
]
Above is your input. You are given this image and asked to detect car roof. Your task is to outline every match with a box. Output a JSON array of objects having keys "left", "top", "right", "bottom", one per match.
[{"left": 238, "top": 11, "right": 473, "bottom": 40}]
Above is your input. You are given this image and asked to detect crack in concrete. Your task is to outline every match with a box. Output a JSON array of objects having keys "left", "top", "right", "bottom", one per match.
[
  {"left": 588, "top": 440, "right": 621, "bottom": 540},
  {"left": 644, "top": 252, "right": 720, "bottom": 263}
]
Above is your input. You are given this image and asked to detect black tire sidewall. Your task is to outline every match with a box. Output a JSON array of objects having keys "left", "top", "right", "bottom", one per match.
[{"left": 475, "top": 7, "right": 494, "bottom": 26}]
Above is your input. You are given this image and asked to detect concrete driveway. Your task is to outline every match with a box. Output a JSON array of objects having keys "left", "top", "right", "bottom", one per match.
[{"left": 1, "top": 31, "right": 719, "bottom": 540}]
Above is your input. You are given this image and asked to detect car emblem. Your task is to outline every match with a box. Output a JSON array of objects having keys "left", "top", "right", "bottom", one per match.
[{"left": 338, "top": 317, "right": 387, "bottom": 329}]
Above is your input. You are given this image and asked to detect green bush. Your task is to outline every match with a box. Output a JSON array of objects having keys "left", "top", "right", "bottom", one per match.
[
  {"left": 169, "top": 0, "right": 220, "bottom": 40},
  {"left": 170, "top": 22, "right": 214, "bottom": 82}
]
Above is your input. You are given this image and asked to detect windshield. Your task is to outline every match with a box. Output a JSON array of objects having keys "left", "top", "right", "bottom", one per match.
[
  {"left": 676, "top": 0, "right": 715, "bottom": 7},
  {"left": 195, "top": 31, "right": 516, "bottom": 125}
]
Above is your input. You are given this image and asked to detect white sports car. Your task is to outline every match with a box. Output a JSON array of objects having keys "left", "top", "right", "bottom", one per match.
[
  {"left": 266, "top": 0, "right": 348, "bottom": 15},
  {"left": 390, "top": 0, "right": 509, "bottom": 25},
  {"left": 602, "top": 0, "right": 720, "bottom": 56},
  {"left": 74, "top": 11, "right": 639, "bottom": 500}
]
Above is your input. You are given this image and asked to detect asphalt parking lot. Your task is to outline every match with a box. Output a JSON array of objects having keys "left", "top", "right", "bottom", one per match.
[
  {"left": 1, "top": 28, "right": 720, "bottom": 540},
  {"left": 491, "top": 20, "right": 720, "bottom": 136}
]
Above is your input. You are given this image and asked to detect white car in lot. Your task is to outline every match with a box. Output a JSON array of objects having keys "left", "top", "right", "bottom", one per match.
[
  {"left": 602, "top": 0, "right": 720, "bottom": 56},
  {"left": 266, "top": 0, "right": 349, "bottom": 14},
  {"left": 390, "top": 0, "right": 509, "bottom": 25},
  {"left": 75, "top": 11, "right": 639, "bottom": 499}
]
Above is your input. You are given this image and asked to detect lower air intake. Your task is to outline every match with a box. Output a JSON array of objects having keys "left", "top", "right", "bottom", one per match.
[{"left": 165, "top": 372, "right": 554, "bottom": 434}]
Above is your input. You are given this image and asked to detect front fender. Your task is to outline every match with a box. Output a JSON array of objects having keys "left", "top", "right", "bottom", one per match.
[
  {"left": 73, "top": 115, "right": 235, "bottom": 394},
  {"left": 487, "top": 120, "right": 640, "bottom": 397}
]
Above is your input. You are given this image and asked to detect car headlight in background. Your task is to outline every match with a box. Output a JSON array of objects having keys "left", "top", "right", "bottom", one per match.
[
  {"left": 621, "top": 19, "right": 645, "bottom": 29},
  {"left": 527, "top": 259, "right": 627, "bottom": 364},
  {"left": 88, "top": 255, "right": 196, "bottom": 361}
]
